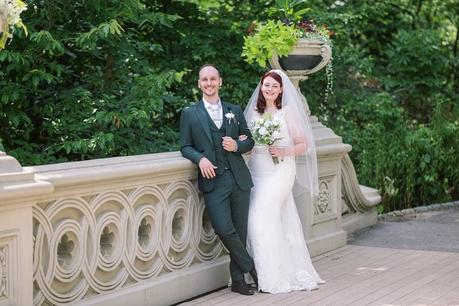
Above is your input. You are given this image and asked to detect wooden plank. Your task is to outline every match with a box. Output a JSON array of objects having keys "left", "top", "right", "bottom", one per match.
[
  {"left": 397, "top": 269, "right": 459, "bottom": 305},
  {"left": 363, "top": 252, "right": 457, "bottom": 306},
  {"left": 177, "top": 245, "right": 459, "bottom": 306},
  {"left": 286, "top": 247, "right": 423, "bottom": 305},
  {"left": 348, "top": 251, "right": 458, "bottom": 306}
]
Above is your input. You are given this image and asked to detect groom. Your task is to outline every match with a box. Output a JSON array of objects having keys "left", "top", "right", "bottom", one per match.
[{"left": 180, "top": 64, "right": 258, "bottom": 295}]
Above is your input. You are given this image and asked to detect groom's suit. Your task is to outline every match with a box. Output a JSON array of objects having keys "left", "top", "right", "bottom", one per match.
[{"left": 180, "top": 100, "right": 255, "bottom": 282}]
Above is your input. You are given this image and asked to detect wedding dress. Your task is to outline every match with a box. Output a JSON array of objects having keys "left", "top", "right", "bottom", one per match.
[{"left": 246, "top": 98, "right": 324, "bottom": 294}]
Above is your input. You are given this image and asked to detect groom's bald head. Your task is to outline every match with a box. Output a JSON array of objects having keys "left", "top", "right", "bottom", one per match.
[{"left": 199, "top": 64, "right": 220, "bottom": 78}]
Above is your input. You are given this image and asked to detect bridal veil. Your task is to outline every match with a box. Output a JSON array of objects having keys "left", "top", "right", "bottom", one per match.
[{"left": 244, "top": 69, "right": 319, "bottom": 199}]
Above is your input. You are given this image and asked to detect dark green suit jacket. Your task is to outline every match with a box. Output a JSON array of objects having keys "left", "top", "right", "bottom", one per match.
[{"left": 180, "top": 100, "right": 254, "bottom": 192}]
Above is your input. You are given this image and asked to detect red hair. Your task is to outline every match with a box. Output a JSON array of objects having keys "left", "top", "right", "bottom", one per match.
[{"left": 256, "top": 71, "right": 283, "bottom": 114}]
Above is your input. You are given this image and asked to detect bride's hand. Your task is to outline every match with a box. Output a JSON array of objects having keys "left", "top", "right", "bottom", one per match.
[
  {"left": 268, "top": 146, "right": 285, "bottom": 157},
  {"left": 238, "top": 134, "right": 248, "bottom": 141}
]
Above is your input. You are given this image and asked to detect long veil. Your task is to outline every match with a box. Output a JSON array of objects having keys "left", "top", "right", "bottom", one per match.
[{"left": 244, "top": 69, "right": 319, "bottom": 199}]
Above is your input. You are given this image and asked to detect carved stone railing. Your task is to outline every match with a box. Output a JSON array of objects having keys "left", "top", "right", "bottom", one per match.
[
  {"left": 1, "top": 152, "right": 228, "bottom": 306},
  {"left": 341, "top": 154, "right": 381, "bottom": 233},
  {"left": 0, "top": 130, "right": 380, "bottom": 305}
]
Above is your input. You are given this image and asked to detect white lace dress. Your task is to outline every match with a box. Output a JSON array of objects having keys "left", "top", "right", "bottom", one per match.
[{"left": 247, "top": 109, "right": 324, "bottom": 293}]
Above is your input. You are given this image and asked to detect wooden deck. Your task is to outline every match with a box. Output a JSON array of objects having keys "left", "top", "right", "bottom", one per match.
[{"left": 178, "top": 245, "right": 459, "bottom": 306}]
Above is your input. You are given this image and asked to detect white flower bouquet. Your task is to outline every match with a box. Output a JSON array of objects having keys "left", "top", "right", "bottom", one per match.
[
  {"left": 0, "top": 0, "right": 27, "bottom": 49},
  {"left": 250, "top": 113, "right": 282, "bottom": 164}
]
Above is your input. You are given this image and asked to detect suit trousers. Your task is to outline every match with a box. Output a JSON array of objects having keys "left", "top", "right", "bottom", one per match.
[{"left": 203, "top": 170, "right": 254, "bottom": 282}]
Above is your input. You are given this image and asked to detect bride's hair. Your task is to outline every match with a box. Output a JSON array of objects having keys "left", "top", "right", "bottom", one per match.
[{"left": 256, "top": 71, "right": 283, "bottom": 114}]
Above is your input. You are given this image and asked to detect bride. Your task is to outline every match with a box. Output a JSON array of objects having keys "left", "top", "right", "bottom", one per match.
[{"left": 244, "top": 69, "right": 324, "bottom": 293}]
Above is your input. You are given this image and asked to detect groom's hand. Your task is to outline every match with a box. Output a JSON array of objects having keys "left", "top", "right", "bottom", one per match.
[
  {"left": 199, "top": 157, "right": 218, "bottom": 179},
  {"left": 222, "top": 136, "right": 238, "bottom": 152}
]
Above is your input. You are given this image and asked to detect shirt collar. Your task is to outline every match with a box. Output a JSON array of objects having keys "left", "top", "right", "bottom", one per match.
[{"left": 203, "top": 97, "right": 221, "bottom": 109}]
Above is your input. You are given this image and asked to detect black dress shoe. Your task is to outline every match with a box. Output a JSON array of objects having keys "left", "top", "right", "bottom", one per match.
[
  {"left": 231, "top": 280, "right": 255, "bottom": 295},
  {"left": 249, "top": 269, "right": 259, "bottom": 289}
]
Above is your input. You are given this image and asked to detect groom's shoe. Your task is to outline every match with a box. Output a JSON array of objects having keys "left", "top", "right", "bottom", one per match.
[
  {"left": 249, "top": 269, "right": 259, "bottom": 289},
  {"left": 231, "top": 280, "right": 255, "bottom": 296}
]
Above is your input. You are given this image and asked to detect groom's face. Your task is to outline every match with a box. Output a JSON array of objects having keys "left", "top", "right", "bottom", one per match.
[{"left": 198, "top": 66, "right": 222, "bottom": 100}]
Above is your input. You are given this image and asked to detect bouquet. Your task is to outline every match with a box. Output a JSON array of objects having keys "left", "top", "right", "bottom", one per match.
[{"left": 250, "top": 114, "right": 283, "bottom": 164}]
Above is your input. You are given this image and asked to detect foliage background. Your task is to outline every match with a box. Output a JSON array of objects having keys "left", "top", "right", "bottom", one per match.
[{"left": 1, "top": 0, "right": 458, "bottom": 212}]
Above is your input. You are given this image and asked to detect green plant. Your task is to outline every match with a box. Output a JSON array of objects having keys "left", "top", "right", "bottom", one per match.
[
  {"left": 272, "top": 0, "right": 331, "bottom": 42},
  {"left": 242, "top": 0, "right": 332, "bottom": 67},
  {"left": 383, "top": 29, "right": 450, "bottom": 122},
  {"left": 271, "top": 0, "right": 311, "bottom": 23},
  {"left": 242, "top": 20, "right": 300, "bottom": 68}
]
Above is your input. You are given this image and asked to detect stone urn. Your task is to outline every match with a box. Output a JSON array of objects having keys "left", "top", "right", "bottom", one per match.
[{"left": 269, "top": 38, "right": 332, "bottom": 87}]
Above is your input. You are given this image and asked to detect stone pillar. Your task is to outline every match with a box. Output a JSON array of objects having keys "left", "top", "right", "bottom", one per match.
[
  {"left": 0, "top": 152, "right": 53, "bottom": 306},
  {"left": 296, "top": 116, "right": 351, "bottom": 256}
]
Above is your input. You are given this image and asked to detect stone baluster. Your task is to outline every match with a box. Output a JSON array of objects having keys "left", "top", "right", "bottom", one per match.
[{"left": 0, "top": 151, "right": 53, "bottom": 306}]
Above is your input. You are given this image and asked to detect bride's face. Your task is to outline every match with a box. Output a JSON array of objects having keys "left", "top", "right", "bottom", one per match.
[{"left": 261, "top": 76, "right": 282, "bottom": 104}]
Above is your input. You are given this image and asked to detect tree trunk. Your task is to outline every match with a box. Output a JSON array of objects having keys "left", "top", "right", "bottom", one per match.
[
  {"left": 453, "top": 26, "right": 459, "bottom": 92},
  {"left": 412, "top": 0, "right": 424, "bottom": 30},
  {"left": 104, "top": 53, "right": 115, "bottom": 90}
]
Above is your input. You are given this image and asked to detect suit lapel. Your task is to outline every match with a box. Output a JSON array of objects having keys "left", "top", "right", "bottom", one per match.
[
  {"left": 219, "top": 101, "right": 226, "bottom": 133},
  {"left": 221, "top": 101, "right": 228, "bottom": 136},
  {"left": 196, "top": 100, "right": 213, "bottom": 143}
]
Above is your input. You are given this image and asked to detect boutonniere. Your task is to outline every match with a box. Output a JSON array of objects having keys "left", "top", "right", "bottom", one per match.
[{"left": 225, "top": 109, "right": 236, "bottom": 124}]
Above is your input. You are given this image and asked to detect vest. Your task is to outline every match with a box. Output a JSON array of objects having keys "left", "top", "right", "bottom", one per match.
[{"left": 208, "top": 113, "right": 230, "bottom": 175}]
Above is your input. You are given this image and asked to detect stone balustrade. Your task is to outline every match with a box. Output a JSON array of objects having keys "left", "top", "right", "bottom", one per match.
[
  {"left": 0, "top": 119, "right": 380, "bottom": 305},
  {"left": 1, "top": 152, "right": 229, "bottom": 306}
]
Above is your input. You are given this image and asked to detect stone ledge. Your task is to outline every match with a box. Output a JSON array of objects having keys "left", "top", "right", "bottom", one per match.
[{"left": 378, "top": 201, "right": 459, "bottom": 221}]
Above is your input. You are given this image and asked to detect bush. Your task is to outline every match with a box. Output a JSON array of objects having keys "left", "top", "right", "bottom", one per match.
[
  {"left": 332, "top": 93, "right": 459, "bottom": 212},
  {"left": 383, "top": 30, "right": 450, "bottom": 121}
]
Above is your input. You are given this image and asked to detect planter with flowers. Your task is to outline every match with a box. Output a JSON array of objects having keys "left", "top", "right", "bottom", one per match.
[
  {"left": 242, "top": 0, "right": 333, "bottom": 90},
  {"left": 0, "top": 0, "right": 27, "bottom": 49}
]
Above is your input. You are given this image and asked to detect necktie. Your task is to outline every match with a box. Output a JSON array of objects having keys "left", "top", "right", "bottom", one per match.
[{"left": 208, "top": 104, "right": 222, "bottom": 128}]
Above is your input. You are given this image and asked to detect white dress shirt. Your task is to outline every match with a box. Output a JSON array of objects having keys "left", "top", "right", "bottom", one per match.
[{"left": 203, "top": 98, "right": 223, "bottom": 129}]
